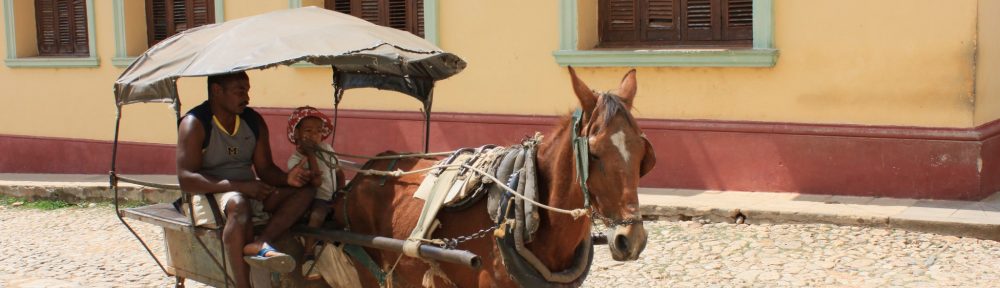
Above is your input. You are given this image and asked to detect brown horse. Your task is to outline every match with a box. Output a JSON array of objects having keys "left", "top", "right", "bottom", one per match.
[{"left": 330, "top": 67, "right": 656, "bottom": 287}]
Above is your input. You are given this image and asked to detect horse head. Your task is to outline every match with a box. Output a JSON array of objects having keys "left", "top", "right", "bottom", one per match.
[{"left": 568, "top": 67, "right": 656, "bottom": 261}]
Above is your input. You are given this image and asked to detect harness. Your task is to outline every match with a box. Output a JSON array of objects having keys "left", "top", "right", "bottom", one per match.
[
  {"left": 328, "top": 108, "right": 638, "bottom": 287},
  {"left": 485, "top": 109, "right": 595, "bottom": 287}
]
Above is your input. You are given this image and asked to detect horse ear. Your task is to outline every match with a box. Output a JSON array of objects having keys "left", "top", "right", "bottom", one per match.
[
  {"left": 639, "top": 136, "right": 656, "bottom": 177},
  {"left": 619, "top": 69, "right": 637, "bottom": 109},
  {"left": 568, "top": 66, "right": 597, "bottom": 112}
]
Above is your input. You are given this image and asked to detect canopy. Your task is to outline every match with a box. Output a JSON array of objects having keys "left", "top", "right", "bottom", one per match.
[{"left": 113, "top": 6, "right": 466, "bottom": 107}]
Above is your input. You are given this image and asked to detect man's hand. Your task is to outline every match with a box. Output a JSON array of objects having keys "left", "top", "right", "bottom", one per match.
[
  {"left": 287, "top": 161, "right": 313, "bottom": 187},
  {"left": 235, "top": 180, "right": 276, "bottom": 201}
]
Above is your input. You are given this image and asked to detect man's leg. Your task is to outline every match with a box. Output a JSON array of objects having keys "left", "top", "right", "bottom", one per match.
[
  {"left": 222, "top": 194, "right": 253, "bottom": 288},
  {"left": 257, "top": 187, "right": 315, "bottom": 244}
]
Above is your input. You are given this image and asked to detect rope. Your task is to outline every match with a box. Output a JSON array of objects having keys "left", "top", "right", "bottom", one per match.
[
  {"left": 341, "top": 163, "right": 588, "bottom": 219},
  {"left": 331, "top": 150, "right": 457, "bottom": 160}
]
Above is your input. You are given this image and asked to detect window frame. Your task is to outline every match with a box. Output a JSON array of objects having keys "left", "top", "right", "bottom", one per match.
[
  {"left": 3, "top": 0, "right": 98, "bottom": 68},
  {"left": 112, "top": 0, "right": 224, "bottom": 67},
  {"left": 554, "top": 0, "right": 776, "bottom": 67}
]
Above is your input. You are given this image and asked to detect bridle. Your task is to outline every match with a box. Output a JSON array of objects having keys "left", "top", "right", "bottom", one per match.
[{"left": 570, "top": 107, "right": 643, "bottom": 227}]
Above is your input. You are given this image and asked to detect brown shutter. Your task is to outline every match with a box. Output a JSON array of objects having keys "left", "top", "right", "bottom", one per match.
[
  {"left": 325, "top": 0, "right": 352, "bottom": 14},
  {"left": 415, "top": 0, "right": 424, "bottom": 37},
  {"left": 681, "top": 0, "right": 719, "bottom": 41},
  {"left": 147, "top": 0, "right": 215, "bottom": 47},
  {"left": 600, "top": 0, "right": 639, "bottom": 44},
  {"left": 387, "top": 0, "right": 407, "bottom": 31},
  {"left": 72, "top": 0, "right": 88, "bottom": 54},
  {"left": 190, "top": 0, "right": 214, "bottom": 27},
  {"left": 360, "top": 0, "right": 382, "bottom": 24},
  {"left": 643, "top": 0, "right": 680, "bottom": 42},
  {"left": 326, "top": 0, "right": 423, "bottom": 37},
  {"left": 722, "top": 0, "right": 752, "bottom": 40},
  {"left": 35, "top": 0, "right": 88, "bottom": 56},
  {"left": 36, "top": 0, "right": 58, "bottom": 55}
]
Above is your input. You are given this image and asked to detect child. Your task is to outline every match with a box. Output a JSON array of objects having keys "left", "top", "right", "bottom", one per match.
[{"left": 286, "top": 106, "right": 344, "bottom": 279}]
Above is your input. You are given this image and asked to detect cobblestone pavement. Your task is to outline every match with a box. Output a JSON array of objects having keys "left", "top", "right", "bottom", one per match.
[{"left": 2, "top": 206, "right": 1000, "bottom": 287}]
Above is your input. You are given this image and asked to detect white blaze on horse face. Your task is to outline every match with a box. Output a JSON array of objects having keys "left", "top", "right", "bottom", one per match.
[{"left": 610, "top": 130, "right": 630, "bottom": 164}]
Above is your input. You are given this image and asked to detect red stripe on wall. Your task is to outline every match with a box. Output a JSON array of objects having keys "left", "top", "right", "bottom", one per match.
[
  {"left": 0, "top": 134, "right": 175, "bottom": 174},
  {"left": 3, "top": 108, "right": 999, "bottom": 200}
]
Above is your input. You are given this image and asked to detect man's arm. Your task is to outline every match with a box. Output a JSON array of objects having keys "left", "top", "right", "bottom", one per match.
[
  {"left": 177, "top": 116, "right": 270, "bottom": 199},
  {"left": 251, "top": 115, "right": 309, "bottom": 187}
]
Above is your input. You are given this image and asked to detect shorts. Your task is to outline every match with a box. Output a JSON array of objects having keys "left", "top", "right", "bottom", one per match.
[{"left": 181, "top": 191, "right": 271, "bottom": 229}]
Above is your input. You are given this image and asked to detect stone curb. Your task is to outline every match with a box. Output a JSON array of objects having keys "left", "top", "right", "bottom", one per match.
[
  {"left": 0, "top": 184, "right": 180, "bottom": 204},
  {"left": 640, "top": 205, "right": 1000, "bottom": 242}
]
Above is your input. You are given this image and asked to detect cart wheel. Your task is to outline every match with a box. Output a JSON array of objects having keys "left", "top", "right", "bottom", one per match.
[{"left": 174, "top": 276, "right": 185, "bottom": 288}]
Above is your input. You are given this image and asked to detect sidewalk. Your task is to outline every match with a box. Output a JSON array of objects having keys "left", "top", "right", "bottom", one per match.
[{"left": 2, "top": 173, "right": 998, "bottom": 241}]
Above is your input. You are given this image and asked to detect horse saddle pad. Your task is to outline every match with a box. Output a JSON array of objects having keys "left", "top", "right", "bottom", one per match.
[{"left": 413, "top": 145, "right": 506, "bottom": 208}]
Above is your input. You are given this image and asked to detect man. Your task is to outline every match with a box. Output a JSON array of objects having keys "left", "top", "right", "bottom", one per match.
[{"left": 177, "top": 71, "right": 315, "bottom": 288}]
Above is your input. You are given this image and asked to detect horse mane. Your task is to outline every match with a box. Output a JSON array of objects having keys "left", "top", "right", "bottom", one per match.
[{"left": 594, "top": 91, "right": 635, "bottom": 129}]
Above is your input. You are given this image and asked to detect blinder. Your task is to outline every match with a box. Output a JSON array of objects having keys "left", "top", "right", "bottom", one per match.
[{"left": 639, "top": 135, "right": 656, "bottom": 177}]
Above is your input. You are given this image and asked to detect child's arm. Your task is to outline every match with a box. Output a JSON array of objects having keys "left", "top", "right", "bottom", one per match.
[{"left": 305, "top": 150, "right": 323, "bottom": 188}]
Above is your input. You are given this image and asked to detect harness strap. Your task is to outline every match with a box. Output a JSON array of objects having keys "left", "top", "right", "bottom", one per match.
[
  {"left": 571, "top": 109, "right": 591, "bottom": 208},
  {"left": 343, "top": 244, "right": 387, "bottom": 287}
]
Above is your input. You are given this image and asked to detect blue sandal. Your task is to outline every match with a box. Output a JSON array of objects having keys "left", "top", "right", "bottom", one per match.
[{"left": 244, "top": 242, "right": 295, "bottom": 273}]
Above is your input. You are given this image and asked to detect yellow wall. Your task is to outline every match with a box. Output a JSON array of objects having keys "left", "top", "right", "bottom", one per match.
[
  {"left": 0, "top": 0, "right": 993, "bottom": 145},
  {"left": 976, "top": 0, "right": 1000, "bottom": 125},
  {"left": 12, "top": 0, "right": 36, "bottom": 57},
  {"left": 124, "top": 0, "right": 147, "bottom": 56}
]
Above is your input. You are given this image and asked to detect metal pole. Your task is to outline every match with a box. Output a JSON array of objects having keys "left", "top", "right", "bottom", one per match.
[
  {"left": 110, "top": 106, "right": 171, "bottom": 276},
  {"left": 294, "top": 226, "right": 482, "bottom": 270},
  {"left": 423, "top": 91, "right": 433, "bottom": 153}
]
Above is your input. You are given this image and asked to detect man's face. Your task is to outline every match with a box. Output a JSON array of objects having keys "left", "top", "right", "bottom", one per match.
[{"left": 211, "top": 77, "right": 250, "bottom": 115}]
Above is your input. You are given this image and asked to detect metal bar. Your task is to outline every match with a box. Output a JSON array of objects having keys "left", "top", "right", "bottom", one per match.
[
  {"left": 293, "top": 226, "right": 481, "bottom": 270},
  {"left": 423, "top": 91, "right": 433, "bottom": 153},
  {"left": 110, "top": 106, "right": 171, "bottom": 276}
]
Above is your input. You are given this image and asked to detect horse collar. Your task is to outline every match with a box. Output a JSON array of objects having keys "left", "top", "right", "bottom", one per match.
[{"left": 571, "top": 108, "right": 591, "bottom": 208}]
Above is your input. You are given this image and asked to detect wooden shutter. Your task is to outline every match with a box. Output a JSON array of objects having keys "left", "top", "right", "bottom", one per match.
[
  {"left": 599, "top": 0, "right": 639, "bottom": 43},
  {"left": 324, "top": 0, "right": 423, "bottom": 37},
  {"left": 146, "top": 0, "right": 215, "bottom": 47},
  {"left": 35, "top": 0, "right": 89, "bottom": 56},
  {"left": 643, "top": 0, "right": 680, "bottom": 42},
  {"left": 722, "top": 0, "right": 752, "bottom": 40},
  {"left": 681, "top": 0, "right": 718, "bottom": 41}
]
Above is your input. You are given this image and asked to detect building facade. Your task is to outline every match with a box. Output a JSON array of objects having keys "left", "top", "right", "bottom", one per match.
[{"left": 2, "top": 0, "right": 999, "bottom": 200}]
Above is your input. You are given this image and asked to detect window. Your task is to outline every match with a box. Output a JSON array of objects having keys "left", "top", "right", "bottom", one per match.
[
  {"left": 600, "top": 0, "right": 751, "bottom": 47},
  {"left": 145, "top": 0, "right": 215, "bottom": 47},
  {"left": 553, "top": 0, "right": 775, "bottom": 67},
  {"left": 324, "top": 0, "right": 424, "bottom": 37},
  {"left": 34, "top": 0, "right": 89, "bottom": 56},
  {"left": 4, "top": 0, "right": 97, "bottom": 67}
]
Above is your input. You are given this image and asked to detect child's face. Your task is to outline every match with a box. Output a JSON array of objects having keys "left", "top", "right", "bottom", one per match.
[{"left": 295, "top": 117, "right": 325, "bottom": 145}]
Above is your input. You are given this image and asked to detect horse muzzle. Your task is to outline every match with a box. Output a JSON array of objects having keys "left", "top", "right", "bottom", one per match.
[{"left": 608, "top": 222, "right": 647, "bottom": 261}]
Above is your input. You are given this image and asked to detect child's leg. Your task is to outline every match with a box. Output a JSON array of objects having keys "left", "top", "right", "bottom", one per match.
[{"left": 303, "top": 200, "right": 331, "bottom": 256}]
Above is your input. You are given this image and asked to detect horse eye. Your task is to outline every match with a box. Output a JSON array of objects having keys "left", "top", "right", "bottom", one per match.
[{"left": 589, "top": 154, "right": 599, "bottom": 160}]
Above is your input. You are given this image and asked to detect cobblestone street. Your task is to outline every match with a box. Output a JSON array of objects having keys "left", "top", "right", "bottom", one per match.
[{"left": 2, "top": 206, "right": 998, "bottom": 287}]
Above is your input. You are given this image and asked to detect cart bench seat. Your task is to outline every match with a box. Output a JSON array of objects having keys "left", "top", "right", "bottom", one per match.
[{"left": 120, "top": 203, "right": 193, "bottom": 231}]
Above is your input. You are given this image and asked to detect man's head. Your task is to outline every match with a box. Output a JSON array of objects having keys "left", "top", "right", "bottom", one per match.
[{"left": 207, "top": 71, "right": 250, "bottom": 115}]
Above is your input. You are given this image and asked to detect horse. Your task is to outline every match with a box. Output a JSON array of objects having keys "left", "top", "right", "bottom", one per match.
[{"left": 329, "top": 67, "right": 657, "bottom": 287}]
